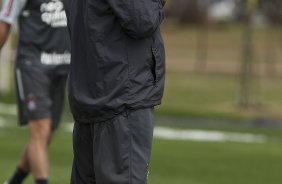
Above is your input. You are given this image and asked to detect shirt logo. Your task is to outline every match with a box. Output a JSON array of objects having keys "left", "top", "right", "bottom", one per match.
[
  {"left": 40, "top": 0, "right": 67, "bottom": 27},
  {"left": 41, "top": 52, "right": 71, "bottom": 65}
]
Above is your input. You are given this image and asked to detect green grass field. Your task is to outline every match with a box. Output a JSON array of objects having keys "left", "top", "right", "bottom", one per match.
[{"left": 1, "top": 113, "right": 282, "bottom": 184}]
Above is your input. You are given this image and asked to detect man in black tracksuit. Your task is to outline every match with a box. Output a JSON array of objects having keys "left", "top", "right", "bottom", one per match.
[{"left": 65, "top": 0, "right": 166, "bottom": 183}]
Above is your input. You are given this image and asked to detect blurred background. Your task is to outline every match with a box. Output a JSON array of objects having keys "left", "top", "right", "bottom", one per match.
[{"left": 1, "top": 0, "right": 282, "bottom": 183}]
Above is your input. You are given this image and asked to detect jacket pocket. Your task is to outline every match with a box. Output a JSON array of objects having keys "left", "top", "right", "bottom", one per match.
[
  {"left": 151, "top": 45, "right": 164, "bottom": 85},
  {"left": 150, "top": 46, "right": 157, "bottom": 84}
]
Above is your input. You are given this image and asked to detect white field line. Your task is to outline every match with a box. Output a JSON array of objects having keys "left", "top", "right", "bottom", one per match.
[
  {"left": 65, "top": 123, "right": 74, "bottom": 132},
  {"left": 63, "top": 124, "right": 267, "bottom": 144},
  {"left": 154, "top": 127, "right": 267, "bottom": 143},
  {"left": 0, "top": 103, "right": 17, "bottom": 115}
]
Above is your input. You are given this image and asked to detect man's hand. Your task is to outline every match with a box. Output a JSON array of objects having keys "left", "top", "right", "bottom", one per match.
[
  {"left": 0, "top": 21, "right": 11, "bottom": 50},
  {"left": 106, "top": 0, "right": 165, "bottom": 39}
]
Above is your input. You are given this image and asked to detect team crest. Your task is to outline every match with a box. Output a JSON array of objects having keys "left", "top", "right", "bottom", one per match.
[{"left": 27, "top": 95, "right": 37, "bottom": 111}]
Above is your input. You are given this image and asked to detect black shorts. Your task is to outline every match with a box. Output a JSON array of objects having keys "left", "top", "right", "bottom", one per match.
[
  {"left": 71, "top": 108, "right": 154, "bottom": 184},
  {"left": 15, "top": 67, "right": 67, "bottom": 129}
]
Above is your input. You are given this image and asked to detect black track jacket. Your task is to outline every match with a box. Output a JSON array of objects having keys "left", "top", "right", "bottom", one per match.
[{"left": 65, "top": 0, "right": 166, "bottom": 123}]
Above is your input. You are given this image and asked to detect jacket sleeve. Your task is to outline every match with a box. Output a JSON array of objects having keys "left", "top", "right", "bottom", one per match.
[{"left": 106, "top": 0, "right": 165, "bottom": 39}]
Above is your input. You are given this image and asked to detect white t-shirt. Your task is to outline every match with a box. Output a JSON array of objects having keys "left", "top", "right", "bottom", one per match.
[{"left": 0, "top": 0, "right": 27, "bottom": 24}]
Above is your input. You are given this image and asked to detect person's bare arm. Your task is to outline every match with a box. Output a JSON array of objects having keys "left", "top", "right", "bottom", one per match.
[{"left": 0, "top": 21, "right": 11, "bottom": 49}]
